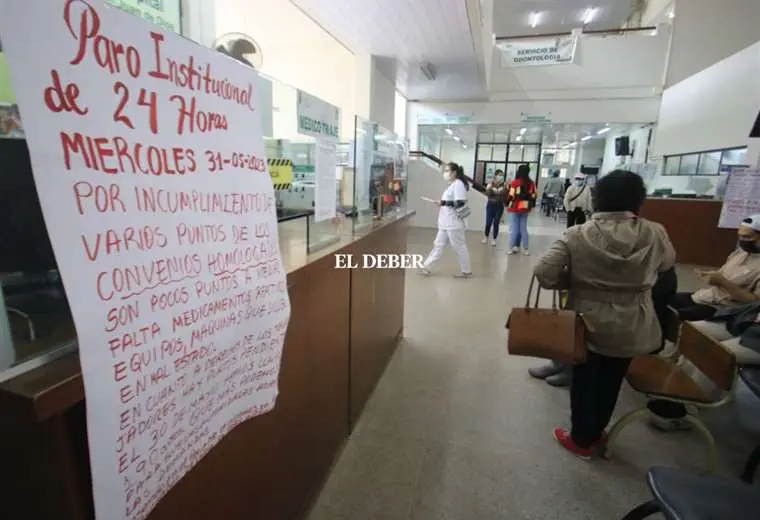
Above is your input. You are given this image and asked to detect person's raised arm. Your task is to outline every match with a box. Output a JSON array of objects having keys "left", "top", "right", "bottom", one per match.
[{"left": 534, "top": 237, "right": 570, "bottom": 290}]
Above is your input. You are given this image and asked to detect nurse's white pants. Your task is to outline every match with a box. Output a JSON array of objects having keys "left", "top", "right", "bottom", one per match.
[{"left": 423, "top": 228, "right": 472, "bottom": 274}]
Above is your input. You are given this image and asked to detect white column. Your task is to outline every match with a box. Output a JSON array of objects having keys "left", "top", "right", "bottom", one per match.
[
  {"left": 353, "top": 53, "right": 372, "bottom": 122},
  {"left": 182, "top": 0, "right": 217, "bottom": 46},
  {"left": 369, "top": 57, "right": 396, "bottom": 131}
]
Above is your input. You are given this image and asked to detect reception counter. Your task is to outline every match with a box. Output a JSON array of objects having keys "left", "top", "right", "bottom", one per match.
[
  {"left": 639, "top": 198, "right": 736, "bottom": 267},
  {"left": 0, "top": 211, "right": 414, "bottom": 520}
]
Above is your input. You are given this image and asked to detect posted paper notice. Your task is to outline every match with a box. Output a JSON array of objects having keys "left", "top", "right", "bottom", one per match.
[
  {"left": 719, "top": 169, "right": 760, "bottom": 228},
  {"left": 314, "top": 139, "right": 337, "bottom": 222},
  {"left": 0, "top": 1, "right": 291, "bottom": 519}
]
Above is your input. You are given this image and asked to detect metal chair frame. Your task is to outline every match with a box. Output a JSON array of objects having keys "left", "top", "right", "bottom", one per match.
[{"left": 603, "top": 323, "right": 740, "bottom": 474}]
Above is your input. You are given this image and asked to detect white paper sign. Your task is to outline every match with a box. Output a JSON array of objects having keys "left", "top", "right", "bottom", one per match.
[
  {"left": 719, "top": 169, "right": 760, "bottom": 228},
  {"left": 0, "top": 1, "right": 291, "bottom": 519},
  {"left": 314, "top": 139, "right": 337, "bottom": 222},
  {"left": 497, "top": 36, "right": 577, "bottom": 67},
  {"left": 297, "top": 89, "right": 340, "bottom": 141}
]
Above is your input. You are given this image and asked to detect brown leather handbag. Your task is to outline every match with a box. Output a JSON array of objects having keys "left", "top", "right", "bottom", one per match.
[{"left": 506, "top": 276, "right": 587, "bottom": 365}]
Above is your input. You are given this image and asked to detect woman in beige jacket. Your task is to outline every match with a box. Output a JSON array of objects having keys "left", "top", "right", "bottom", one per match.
[
  {"left": 563, "top": 173, "right": 594, "bottom": 228},
  {"left": 533, "top": 170, "right": 676, "bottom": 459}
]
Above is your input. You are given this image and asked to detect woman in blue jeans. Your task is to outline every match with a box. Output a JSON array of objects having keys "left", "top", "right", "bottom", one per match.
[
  {"left": 482, "top": 170, "right": 505, "bottom": 246},
  {"left": 506, "top": 164, "right": 537, "bottom": 255}
]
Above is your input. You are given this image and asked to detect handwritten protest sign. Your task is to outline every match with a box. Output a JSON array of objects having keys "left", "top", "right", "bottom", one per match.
[
  {"left": 0, "top": 1, "right": 291, "bottom": 519},
  {"left": 719, "top": 168, "right": 760, "bottom": 228}
]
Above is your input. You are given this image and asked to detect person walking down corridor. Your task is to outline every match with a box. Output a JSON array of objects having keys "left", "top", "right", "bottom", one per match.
[
  {"left": 541, "top": 170, "right": 565, "bottom": 216},
  {"left": 533, "top": 170, "right": 676, "bottom": 459},
  {"left": 420, "top": 162, "right": 473, "bottom": 278},
  {"left": 564, "top": 173, "right": 594, "bottom": 228},
  {"left": 483, "top": 170, "right": 506, "bottom": 246},
  {"left": 506, "top": 164, "right": 537, "bottom": 255}
]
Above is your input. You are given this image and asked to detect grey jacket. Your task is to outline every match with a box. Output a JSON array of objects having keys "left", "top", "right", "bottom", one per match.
[{"left": 534, "top": 212, "right": 676, "bottom": 358}]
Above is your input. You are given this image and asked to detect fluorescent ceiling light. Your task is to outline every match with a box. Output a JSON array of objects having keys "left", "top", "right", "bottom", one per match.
[
  {"left": 462, "top": 144, "right": 468, "bottom": 149},
  {"left": 668, "top": 9, "right": 675, "bottom": 19},
  {"left": 597, "top": 127, "right": 611, "bottom": 135},
  {"left": 444, "top": 128, "right": 453, "bottom": 135},
  {"left": 530, "top": 11, "right": 541, "bottom": 28},
  {"left": 515, "top": 135, "right": 522, "bottom": 141},
  {"left": 519, "top": 127, "right": 527, "bottom": 135},
  {"left": 581, "top": 135, "right": 592, "bottom": 141},
  {"left": 453, "top": 135, "right": 461, "bottom": 141},
  {"left": 583, "top": 7, "right": 597, "bottom": 25}
]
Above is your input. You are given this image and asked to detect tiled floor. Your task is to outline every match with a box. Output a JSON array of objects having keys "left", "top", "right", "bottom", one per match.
[{"left": 308, "top": 215, "right": 760, "bottom": 520}]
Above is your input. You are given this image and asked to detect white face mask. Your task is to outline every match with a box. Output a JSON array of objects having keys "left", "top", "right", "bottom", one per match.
[{"left": 494, "top": 176, "right": 503, "bottom": 183}]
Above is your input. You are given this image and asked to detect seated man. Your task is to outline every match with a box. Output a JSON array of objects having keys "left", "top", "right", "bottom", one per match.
[{"left": 669, "top": 215, "right": 760, "bottom": 322}]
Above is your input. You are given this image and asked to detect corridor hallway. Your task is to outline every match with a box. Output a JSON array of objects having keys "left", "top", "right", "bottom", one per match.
[{"left": 308, "top": 216, "right": 760, "bottom": 520}]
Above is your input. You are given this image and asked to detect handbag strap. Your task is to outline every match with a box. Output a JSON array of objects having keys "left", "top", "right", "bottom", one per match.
[{"left": 525, "top": 275, "right": 559, "bottom": 310}]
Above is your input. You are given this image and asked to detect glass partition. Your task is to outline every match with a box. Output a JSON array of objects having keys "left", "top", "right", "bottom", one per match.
[
  {"left": 263, "top": 74, "right": 342, "bottom": 253},
  {"left": 649, "top": 146, "right": 750, "bottom": 199},
  {"left": 353, "top": 116, "right": 408, "bottom": 233}
]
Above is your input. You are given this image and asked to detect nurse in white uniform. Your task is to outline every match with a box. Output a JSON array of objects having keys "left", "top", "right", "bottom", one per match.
[{"left": 420, "top": 162, "right": 473, "bottom": 278}]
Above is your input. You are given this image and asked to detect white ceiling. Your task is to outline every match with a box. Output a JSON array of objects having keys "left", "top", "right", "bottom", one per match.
[
  {"left": 493, "top": 0, "right": 637, "bottom": 38},
  {"left": 419, "top": 123, "right": 640, "bottom": 148},
  {"left": 290, "top": 0, "right": 486, "bottom": 101}
]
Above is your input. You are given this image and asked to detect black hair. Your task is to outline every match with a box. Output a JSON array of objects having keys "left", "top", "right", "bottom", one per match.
[
  {"left": 447, "top": 162, "right": 470, "bottom": 191},
  {"left": 515, "top": 163, "right": 531, "bottom": 185},
  {"left": 494, "top": 169, "right": 504, "bottom": 176},
  {"left": 595, "top": 169, "right": 646, "bottom": 213}
]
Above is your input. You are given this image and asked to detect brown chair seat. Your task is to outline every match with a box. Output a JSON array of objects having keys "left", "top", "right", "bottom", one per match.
[{"left": 626, "top": 356, "right": 714, "bottom": 404}]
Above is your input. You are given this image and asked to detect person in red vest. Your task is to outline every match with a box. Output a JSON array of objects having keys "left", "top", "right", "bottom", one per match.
[{"left": 506, "top": 164, "right": 537, "bottom": 255}]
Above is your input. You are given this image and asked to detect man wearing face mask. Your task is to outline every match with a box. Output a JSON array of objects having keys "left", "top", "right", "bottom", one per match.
[
  {"left": 563, "top": 173, "right": 594, "bottom": 228},
  {"left": 668, "top": 215, "right": 760, "bottom": 323},
  {"left": 419, "top": 162, "right": 473, "bottom": 278}
]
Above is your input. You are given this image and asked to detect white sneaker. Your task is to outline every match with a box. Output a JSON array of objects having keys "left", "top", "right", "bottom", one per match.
[
  {"left": 508, "top": 247, "right": 519, "bottom": 255},
  {"left": 522, "top": 248, "right": 530, "bottom": 256},
  {"left": 490, "top": 239, "right": 497, "bottom": 246},
  {"left": 657, "top": 341, "right": 680, "bottom": 361},
  {"left": 649, "top": 414, "right": 693, "bottom": 432},
  {"left": 481, "top": 237, "right": 488, "bottom": 244}
]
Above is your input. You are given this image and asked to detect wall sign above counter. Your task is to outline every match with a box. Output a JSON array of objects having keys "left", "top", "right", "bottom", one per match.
[
  {"left": 296, "top": 89, "right": 340, "bottom": 141},
  {"left": 497, "top": 35, "right": 577, "bottom": 67}
]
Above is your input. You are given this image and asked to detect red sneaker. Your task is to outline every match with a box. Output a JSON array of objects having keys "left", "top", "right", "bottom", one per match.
[{"left": 552, "top": 427, "right": 595, "bottom": 460}]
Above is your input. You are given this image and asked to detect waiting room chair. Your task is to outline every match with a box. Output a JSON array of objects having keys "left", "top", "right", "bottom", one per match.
[
  {"left": 619, "top": 465, "right": 760, "bottom": 520},
  {"left": 604, "top": 322, "right": 738, "bottom": 472}
]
